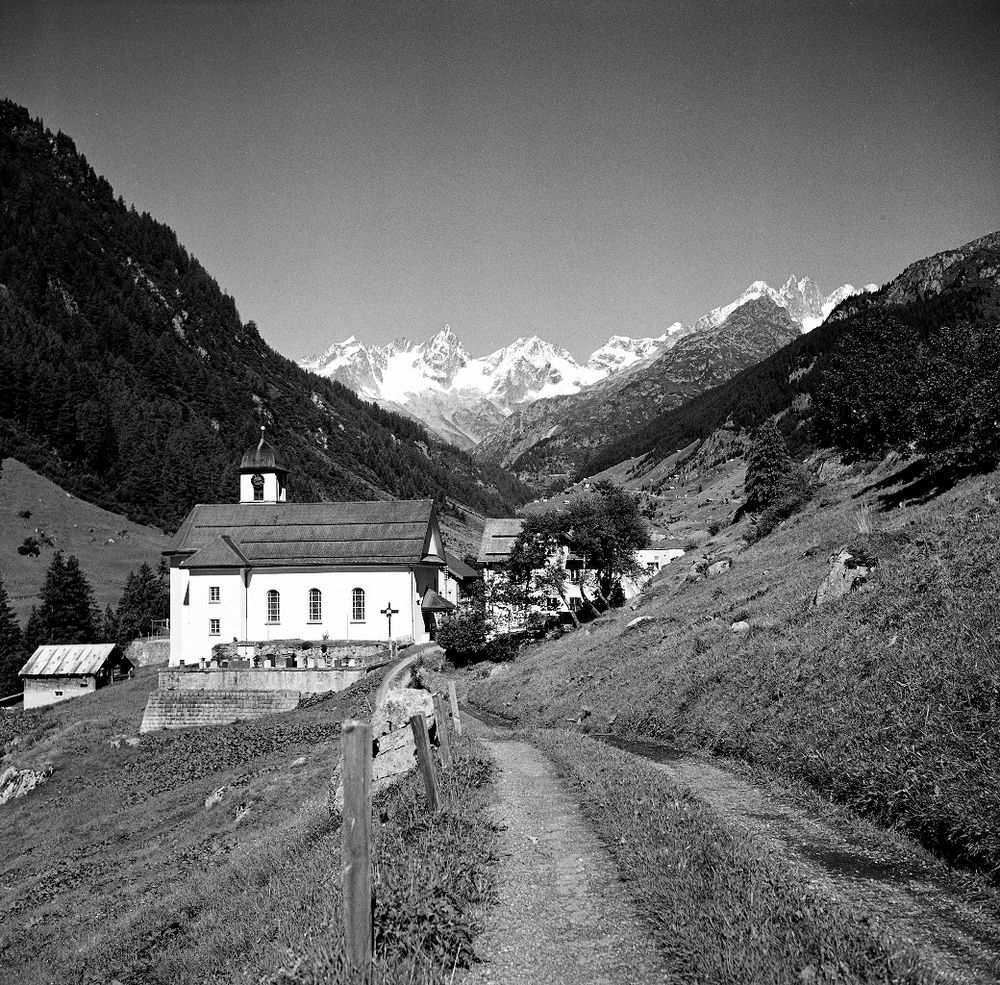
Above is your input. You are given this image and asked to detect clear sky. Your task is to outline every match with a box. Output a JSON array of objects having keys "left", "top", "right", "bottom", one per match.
[{"left": 2, "top": 0, "right": 998, "bottom": 362}]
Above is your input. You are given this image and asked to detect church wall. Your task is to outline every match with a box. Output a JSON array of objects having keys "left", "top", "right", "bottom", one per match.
[
  {"left": 245, "top": 567, "right": 423, "bottom": 643},
  {"left": 168, "top": 560, "right": 190, "bottom": 666},
  {"left": 180, "top": 568, "right": 246, "bottom": 665}
]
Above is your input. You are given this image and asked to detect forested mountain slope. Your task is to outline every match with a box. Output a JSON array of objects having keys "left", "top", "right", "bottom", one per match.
[
  {"left": 579, "top": 231, "right": 1000, "bottom": 480},
  {"left": 0, "top": 100, "right": 528, "bottom": 530}
]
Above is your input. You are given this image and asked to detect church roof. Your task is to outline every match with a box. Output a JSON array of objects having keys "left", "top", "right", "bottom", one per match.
[
  {"left": 477, "top": 518, "right": 524, "bottom": 564},
  {"left": 240, "top": 429, "right": 286, "bottom": 471},
  {"left": 179, "top": 535, "right": 249, "bottom": 569},
  {"left": 166, "top": 500, "right": 443, "bottom": 568},
  {"left": 20, "top": 643, "right": 123, "bottom": 678}
]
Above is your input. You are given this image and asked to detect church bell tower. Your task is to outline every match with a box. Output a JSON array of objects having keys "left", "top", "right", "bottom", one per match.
[{"left": 239, "top": 427, "right": 288, "bottom": 504}]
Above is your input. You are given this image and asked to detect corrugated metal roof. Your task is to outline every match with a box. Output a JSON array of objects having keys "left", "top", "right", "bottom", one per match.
[
  {"left": 477, "top": 518, "right": 524, "bottom": 563},
  {"left": 167, "top": 500, "right": 441, "bottom": 568},
  {"left": 20, "top": 643, "right": 122, "bottom": 677}
]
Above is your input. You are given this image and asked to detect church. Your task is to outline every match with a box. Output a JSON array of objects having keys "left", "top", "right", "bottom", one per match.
[{"left": 163, "top": 429, "right": 454, "bottom": 667}]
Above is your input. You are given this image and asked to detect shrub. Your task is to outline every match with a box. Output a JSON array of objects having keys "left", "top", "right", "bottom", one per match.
[
  {"left": 707, "top": 518, "right": 723, "bottom": 536},
  {"left": 17, "top": 535, "right": 40, "bottom": 557},
  {"left": 436, "top": 611, "right": 491, "bottom": 665}
]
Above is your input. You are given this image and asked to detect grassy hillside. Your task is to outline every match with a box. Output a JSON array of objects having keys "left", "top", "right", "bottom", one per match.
[
  {"left": 469, "top": 453, "right": 1000, "bottom": 875},
  {"left": 0, "top": 98, "right": 528, "bottom": 531},
  {"left": 0, "top": 668, "right": 498, "bottom": 983},
  {"left": 0, "top": 457, "right": 169, "bottom": 623}
]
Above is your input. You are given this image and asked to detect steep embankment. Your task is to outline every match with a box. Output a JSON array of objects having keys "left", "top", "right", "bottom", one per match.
[
  {"left": 0, "top": 666, "right": 500, "bottom": 985},
  {"left": 0, "top": 99, "right": 528, "bottom": 532},
  {"left": 0, "top": 457, "right": 169, "bottom": 623},
  {"left": 469, "top": 455, "right": 1000, "bottom": 875}
]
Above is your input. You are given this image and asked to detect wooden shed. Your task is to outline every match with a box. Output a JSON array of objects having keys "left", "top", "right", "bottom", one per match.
[{"left": 19, "top": 643, "right": 133, "bottom": 710}]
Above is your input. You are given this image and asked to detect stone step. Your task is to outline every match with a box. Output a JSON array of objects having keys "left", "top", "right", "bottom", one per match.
[{"left": 140, "top": 688, "right": 301, "bottom": 733}]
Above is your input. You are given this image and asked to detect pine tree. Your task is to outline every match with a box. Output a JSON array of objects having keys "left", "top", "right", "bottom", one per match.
[
  {"left": 22, "top": 551, "right": 101, "bottom": 651},
  {"left": 744, "top": 419, "right": 794, "bottom": 512},
  {"left": 0, "top": 576, "right": 23, "bottom": 697},
  {"left": 112, "top": 562, "right": 168, "bottom": 645}
]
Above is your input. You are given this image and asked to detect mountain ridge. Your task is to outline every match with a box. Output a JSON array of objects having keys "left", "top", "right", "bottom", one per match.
[{"left": 300, "top": 279, "right": 869, "bottom": 451}]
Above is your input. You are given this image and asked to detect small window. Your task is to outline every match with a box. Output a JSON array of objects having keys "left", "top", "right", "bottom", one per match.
[
  {"left": 209, "top": 585, "right": 220, "bottom": 603},
  {"left": 308, "top": 588, "right": 322, "bottom": 622},
  {"left": 55, "top": 690, "right": 63, "bottom": 696},
  {"left": 252, "top": 472, "right": 264, "bottom": 501},
  {"left": 352, "top": 587, "right": 365, "bottom": 622},
  {"left": 267, "top": 589, "right": 280, "bottom": 624},
  {"left": 209, "top": 618, "right": 220, "bottom": 636}
]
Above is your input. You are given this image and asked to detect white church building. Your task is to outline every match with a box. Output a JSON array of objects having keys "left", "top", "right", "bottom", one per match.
[{"left": 163, "top": 429, "right": 453, "bottom": 667}]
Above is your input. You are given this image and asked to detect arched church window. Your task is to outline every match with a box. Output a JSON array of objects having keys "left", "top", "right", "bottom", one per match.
[
  {"left": 252, "top": 473, "right": 264, "bottom": 501},
  {"left": 267, "top": 589, "right": 280, "bottom": 624},
  {"left": 308, "top": 588, "right": 322, "bottom": 622},
  {"left": 352, "top": 588, "right": 365, "bottom": 622}
]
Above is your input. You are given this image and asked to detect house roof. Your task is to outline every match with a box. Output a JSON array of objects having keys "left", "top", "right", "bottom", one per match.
[
  {"left": 166, "top": 500, "right": 444, "bottom": 568},
  {"left": 477, "top": 518, "right": 524, "bottom": 564},
  {"left": 421, "top": 588, "right": 456, "bottom": 612},
  {"left": 20, "top": 643, "right": 123, "bottom": 678},
  {"left": 445, "top": 550, "right": 479, "bottom": 581}
]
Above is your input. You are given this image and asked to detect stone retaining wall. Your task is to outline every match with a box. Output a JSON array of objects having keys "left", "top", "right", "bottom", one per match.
[
  {"left": 140, "top": 689, "right": 301, "bottom": 733},
  {"left": 158, "top": 667, "right": 365, "bottom": 694},
  {"left": 126, "top": 638, "right": 170, "bottom": 667}
]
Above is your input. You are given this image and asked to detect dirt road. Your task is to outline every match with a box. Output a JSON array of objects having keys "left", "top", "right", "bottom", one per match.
[{"left": 458, "top": 734, "right": 672, "bottom": 984}]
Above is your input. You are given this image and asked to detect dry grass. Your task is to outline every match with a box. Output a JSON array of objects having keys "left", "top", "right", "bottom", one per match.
[{"left": 532, "top": 729, "right": 939, "bottom": 985}]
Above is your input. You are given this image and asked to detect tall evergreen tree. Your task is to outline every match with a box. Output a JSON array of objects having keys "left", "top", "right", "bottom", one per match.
[
  {"left": 744, "top": 419, "right": 794, "bottom": 512},
  {"left": 111, "top": 561, "right": 169, "bottom": 645},
  {"left": 22, "top": 551, "right": 101, "bottom": 651},
  {"left": 0, "top": 576, "right": 23, "bottom": 697}
]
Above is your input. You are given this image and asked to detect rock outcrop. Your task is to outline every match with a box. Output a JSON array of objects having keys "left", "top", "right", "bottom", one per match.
[{"left": 813, "top": 549, "right": 874, "bottom": 606}]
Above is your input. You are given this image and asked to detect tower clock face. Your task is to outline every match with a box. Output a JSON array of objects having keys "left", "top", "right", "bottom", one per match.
[{"left": 251, "top": 473, "right": 264, "bottom": 500}]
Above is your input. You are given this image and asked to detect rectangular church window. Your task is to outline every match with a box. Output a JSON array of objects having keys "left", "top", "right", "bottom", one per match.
[
  {"left": 209, "top": 618, "right": 220, "bottom": 636},
  {"left": 209, "top": 586, "right": 220, "bottom": 603}
]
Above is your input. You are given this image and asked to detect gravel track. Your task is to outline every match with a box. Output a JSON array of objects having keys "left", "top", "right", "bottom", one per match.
[{"left": 458, "top": 731, "right": 672, "bottom": 985}]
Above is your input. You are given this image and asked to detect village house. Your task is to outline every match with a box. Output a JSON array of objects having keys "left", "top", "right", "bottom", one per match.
[
  {"left": 477, "top": 517, "right": 685, "bottom": 623},
  {"left": 163, "top": 429, "right": 454, "bottom": 667},
  {"left": 19, "top": 643, "right": 133, "bottom": 710}
]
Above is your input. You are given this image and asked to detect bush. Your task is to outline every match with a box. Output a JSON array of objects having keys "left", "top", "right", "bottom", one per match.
[
  {"left": 17, "top": 535, "right": 40, "bottom": 557},
  {"left": 436, "top": 611, "right": 491, "bottom": 665},
  {"left": 707, "top": 518, "right": 723, "bottom": 536}
]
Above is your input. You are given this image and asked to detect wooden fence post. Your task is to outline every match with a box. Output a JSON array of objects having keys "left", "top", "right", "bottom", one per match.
[
  {"left": 341, "top": 719, "right": 373, "bottom": 974},
  {"left": 448, "top": 681, "right": 462, "bottom": 736},
  {"left": 433, "top": 692, "right": 452, "bottom": 769},
  {"left": 409, "top": 713, "right": 441, "bottom": 812}
]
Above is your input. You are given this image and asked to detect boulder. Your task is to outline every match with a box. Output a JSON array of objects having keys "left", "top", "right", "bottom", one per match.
[
  {"left": 707, "top": 558, "right": 732, "bottom": 578},
  {"left": 205, "top": 786, "right": 226, "bottom": 809},
  {"left": 371, "top": 687, "right": 434, "bottom": 737},
  {"left": 731, "top": 620, "right": 750, "bottom": 633},
  {"left": 813, "top": 549, "right": 873, "bottom": 605}
]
